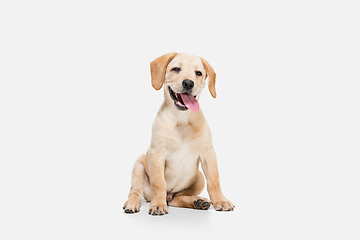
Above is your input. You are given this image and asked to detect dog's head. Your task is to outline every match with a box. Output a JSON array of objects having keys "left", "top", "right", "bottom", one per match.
[{"left": 150, "top": 53, "right": 216, "bottom": 111}]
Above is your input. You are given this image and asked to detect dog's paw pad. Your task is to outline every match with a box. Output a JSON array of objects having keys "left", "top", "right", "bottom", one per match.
[{"left": 194, "top": 198, "right": 211, "bottom": 210}]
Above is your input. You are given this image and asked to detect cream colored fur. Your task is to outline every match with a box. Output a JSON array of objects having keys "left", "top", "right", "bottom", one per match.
[{"left": 123, "top": 53, "right": 234, "bottom": 215}]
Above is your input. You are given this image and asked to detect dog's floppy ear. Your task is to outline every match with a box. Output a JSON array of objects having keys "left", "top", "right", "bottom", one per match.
[
  {"left": 150, "top": 52, "right": 178, "bottom": 90},
  {"left": 201, "top": 57, "right": 217, "bottom": 98}
]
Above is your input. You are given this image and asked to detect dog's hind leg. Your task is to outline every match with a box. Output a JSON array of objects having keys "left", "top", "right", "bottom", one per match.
[
  {"left": 168, "top": 171, "right": 211, "bottom": 210},
  {"left": 123, "top": 154, "right": 147, "bottom": 213}
]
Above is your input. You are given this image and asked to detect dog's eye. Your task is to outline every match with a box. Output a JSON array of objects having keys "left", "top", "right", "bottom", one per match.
[
  {"left": 171, "top": 67, "right": 181, "bottom": 73},
  {"left": 195, "top": 71, "right": 202, "bottom": 76}
]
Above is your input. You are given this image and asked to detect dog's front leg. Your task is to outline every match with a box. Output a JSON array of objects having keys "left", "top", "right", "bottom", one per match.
[
  {"left": 147, "top": 148, "right": 168, "bottom": 215},
  {"left": 201, "top": 146, "right": 235, "bottom": 211}
]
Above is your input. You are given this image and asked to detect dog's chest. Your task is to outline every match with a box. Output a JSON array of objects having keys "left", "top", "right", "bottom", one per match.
[{"left": 164, "top": 126, "right": 200, "bottom": 192}]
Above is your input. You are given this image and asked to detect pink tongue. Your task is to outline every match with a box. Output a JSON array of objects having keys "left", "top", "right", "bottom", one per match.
[{"left": 180, "top": 93, "right": 199, "bottom": 111}]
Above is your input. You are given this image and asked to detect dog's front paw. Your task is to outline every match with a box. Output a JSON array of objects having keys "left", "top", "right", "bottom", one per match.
[
  {"left": 123, "top": 199, "right": 141, "bottom": 214},
  {"left": 212, "top": 198, "right": 235, "bottom": 211},
  {"left": 148, "top": 201, "right": 168, "bottom": 216}
]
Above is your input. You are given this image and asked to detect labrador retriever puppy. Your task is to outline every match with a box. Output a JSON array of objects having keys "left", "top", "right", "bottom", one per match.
[{"left": 123, "top": 53, "right": 234, "bottom": 215}]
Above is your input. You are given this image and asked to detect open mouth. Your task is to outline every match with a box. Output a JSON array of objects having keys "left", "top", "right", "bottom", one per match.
[{"left": 169, "top": 87, "right": 199, "bottom": 111}]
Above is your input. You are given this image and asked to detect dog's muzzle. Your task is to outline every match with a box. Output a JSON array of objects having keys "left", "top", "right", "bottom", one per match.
[{"left": 169, "top": 87, "right": 199, "bottom": 111}]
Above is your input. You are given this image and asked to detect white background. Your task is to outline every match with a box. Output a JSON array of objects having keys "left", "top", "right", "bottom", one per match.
[{"left": 1, "top": 0, "right": 359, "bottom": 239}]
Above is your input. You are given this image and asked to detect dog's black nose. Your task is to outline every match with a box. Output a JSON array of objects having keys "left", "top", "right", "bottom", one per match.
[{"left": 182, "top": 80, "right": 194, "bottom": 90}]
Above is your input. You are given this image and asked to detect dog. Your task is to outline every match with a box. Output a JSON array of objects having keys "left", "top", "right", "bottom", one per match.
[{"left": 123, "top": 53, "right": 234, "bottom": 215}]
